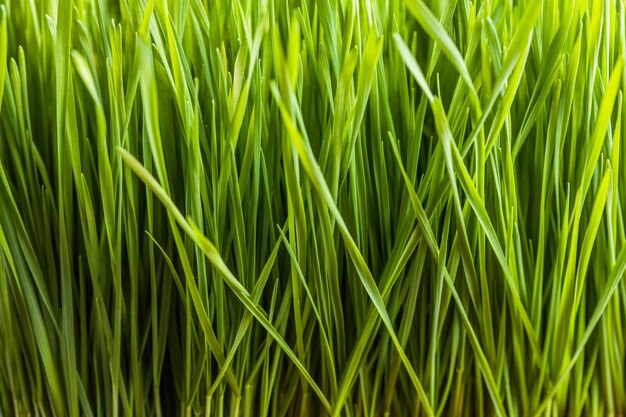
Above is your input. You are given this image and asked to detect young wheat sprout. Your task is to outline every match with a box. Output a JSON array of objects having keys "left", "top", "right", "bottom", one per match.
[{"left": 0, "top": 0, "right": 625, "bottom": 416}]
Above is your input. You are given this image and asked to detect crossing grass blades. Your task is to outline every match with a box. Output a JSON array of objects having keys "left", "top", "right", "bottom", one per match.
[{"left": 0, "top": 0, "right": 626, "bottom": 416}]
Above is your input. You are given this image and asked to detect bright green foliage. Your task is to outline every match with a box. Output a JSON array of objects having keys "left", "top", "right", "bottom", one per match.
[{"left": 0, "top": 0, "right": 625, "bottom": 416}]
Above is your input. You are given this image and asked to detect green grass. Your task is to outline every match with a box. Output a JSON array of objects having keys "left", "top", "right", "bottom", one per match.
[{"left": 0, "top": 0, "right": 625, "bottom": 415}]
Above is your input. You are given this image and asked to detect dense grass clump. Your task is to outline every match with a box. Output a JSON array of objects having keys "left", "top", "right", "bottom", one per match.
[{"left": 1, "top": 0, "right": 626, "bottom": 415}]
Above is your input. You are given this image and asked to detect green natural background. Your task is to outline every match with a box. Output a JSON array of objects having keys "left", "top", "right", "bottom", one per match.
[{"left": 0, "top": 0, "right": 625, "bottom": 416}]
